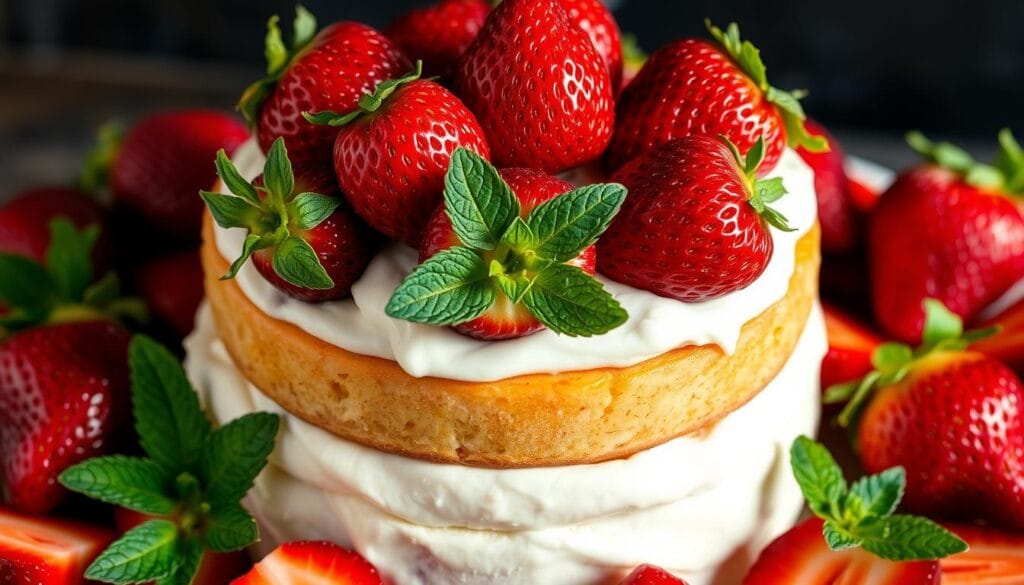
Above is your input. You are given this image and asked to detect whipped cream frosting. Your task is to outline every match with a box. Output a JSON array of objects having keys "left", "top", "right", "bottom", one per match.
[
  {"left": 212, "top": 140, "right": 819, "bottom": 381},
  {"left": 185, "top": 302, "right": 827, "bottom": 585}
]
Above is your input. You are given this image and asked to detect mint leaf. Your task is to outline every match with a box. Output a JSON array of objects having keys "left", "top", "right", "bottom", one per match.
[
  {"left": 59, "top": 456, "right": 174, "bottom": 515},
  {"left": 156, "top": 538, "right": 203, "bottom": 585},
  {"left": 200, "top": 192, "right": 258, "bottom": 230},
  {"left": 45, "top": 218, "right": 97, "bottom": 301},
  {"left": 790, "top": 436, "right": 846, "bottom": 519},
  {"left": 263, "top": 138, "right": 295, "bottom": 203},
  {"left": 444, "top": 148, "right": 519, "bottom": 250},
  {"left": 0, "top": 253, "right": 55, "bottom": 319},
  {"left": 85, "top": 520, "right": 181, "bottom": 583},
  {"left": 857, "top": 515, "right": 967, "bottom": 561},
  {"left": 130, "top": 336, "right": 212, "bottom": 473},
  {"left": 526, "top": 183, "right": 626, "bottom": 262},
  {"left": 271, "top": 236, "right": 334, "bottom": 290},
  {"left": 495, "top": 273, "right": 534, "bottom": 304},
  {"left": 848, "top": 467, "right": 905, "bottom": 519},
  {"left": 386, "top": 246, "right": 494, "bottom": 325},
  {"left": 204, "top": 504, "right": 259, "bottom": 553},
  {"left": 215, "top": 149, "right": 260, "bottom": 204},
  {"left": 823, "top": 520, "right": 860, "bottom": 551},
  {"left": 500, "top": 217, "right": 536, "bottom": 250},
  {"left": 201, "top": 412, "right": 279, "bottom": 508},
  {"left": 289, "top": 193, "right": 343, "bottom": 230},
  {"left": 522, "top": 264, "right": 627, "bottom": 336}
]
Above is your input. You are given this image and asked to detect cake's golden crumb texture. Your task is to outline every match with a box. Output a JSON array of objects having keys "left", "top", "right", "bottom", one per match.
[{"left": 202, "top": 215, "right": 821, "bottom": 467}]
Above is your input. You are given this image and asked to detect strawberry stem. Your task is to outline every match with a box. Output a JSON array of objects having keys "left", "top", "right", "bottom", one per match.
[{"left": 303, "top": 61, "right": 426, "bottom": 127}]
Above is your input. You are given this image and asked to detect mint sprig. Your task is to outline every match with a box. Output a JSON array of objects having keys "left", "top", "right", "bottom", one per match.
[
  {"left": 386, "top": 148, "right": 629, "bottom": 337},
  {"left": 790, "top": 436, "right": 967, "bottom": 561},
  {"left": 60, "top": 336, "right": 280, "bottom": 584}
]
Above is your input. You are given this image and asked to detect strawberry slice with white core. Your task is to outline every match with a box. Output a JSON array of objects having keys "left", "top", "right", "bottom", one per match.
[
  {"left": 0, "top": 506, "right": 114, "bottom": 584},
  {"left": 941, "top": 524, "right": 1024, "bottom": 584},
  {"left": 231, "top": 541, "right": 383, "bottom": 585}
]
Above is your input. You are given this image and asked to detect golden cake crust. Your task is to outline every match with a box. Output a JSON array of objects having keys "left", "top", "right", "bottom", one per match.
[{"left": 202, "top": 215, "right": 820, "bottom": 467}]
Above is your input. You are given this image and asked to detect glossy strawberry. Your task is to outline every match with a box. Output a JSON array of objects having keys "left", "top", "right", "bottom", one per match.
[
  {"left": 240, "top": 8, "right": 410, "bottom": 173},
  {"left": 742, "top": 518, "right": 941, "bottom": 585},
  {"left": 607, "top": 22, "right": 824, "bottom": 173},
  {"left": 134, "top": 248, "right": 203, "bottom": 337},
  {"left": 0, "top": 322, "right": 131, "bottom": 514},
  {"left": 111, "top": 110, "right": 248, "bottom": 239},
  {"left": 941, "top": 523, "right": 1024, "bottom": 584},
  {"left": 971, "top": 297, "right": 1024, "bottom": 375},
  {"left": 821, "top": 302, "right": 883, "bottom": 390},
  {"left": 869, "top": 131, "right": 1024, "bottom": 342},
  {"left": 307, "top": 64, "right": 490, "bottom": 246},
  {"left": 560, "top": 0, "right": 624, "bottom": 91},
  {"left": 0, "top": 186, "right": 109, "bottom": 266},
  {"left": 0, "top": 506, "right": 114, "bottom": 585},
  {"left": 620, "top": 565, "right": 688, "bottom": 584},
  {"left": 231, "top": 541, "right": 383, "bottom": 585},
  {"left": 796, "top": 119, "right": 863, "bottom": 253},
  {"left": 386, "top": 0, "right": 489, "bottom": 78},
  {"left": 455, "top": 0, "right": 614, "bottom": 173},
  {"left": 598, "top": 135, "right": 793, "bottom": 302}
]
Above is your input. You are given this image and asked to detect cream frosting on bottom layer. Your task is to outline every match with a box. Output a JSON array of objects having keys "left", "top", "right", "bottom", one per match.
[{"left": 185, "top": 304, "right": 826, "bottom": 585}]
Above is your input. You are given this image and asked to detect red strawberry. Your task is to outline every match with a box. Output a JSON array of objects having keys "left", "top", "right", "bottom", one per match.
[
  {"left": 796, "top": 119, "right": 863, "bottom": 253},
  {"left": 607, "top": 21, "right": 825, "bottom": 174},
  {"left": 941, "top": 523, "right": 1024, "bottom": 584},
  {"left": 0, "top": 506, "right": 114, "bottom": 585},
  {"left": 420, "top": 167, "right": 596, "bottom": 339},
  {"left": 0, "top": 322, "right": 131, "bottom": 514},
  {"left": 620, "top": 565, "right": 688, "bottom": 584},
  {"left": 869, "top": 131, "right": 1024, "bottom": 342},
  {"left": 134, "top": 248, "right": 204, "bottom": 337},
  {"left": 598, "top": 135, "right": 793, "bottom": 302},
  {"left": 386, "top": 0, "right": 490, "bottom": 78},
  {"left": 742, "top": 518, "right": 941, "bottom": 584},
  {"left": 231, "top": 541, "right": 383, "bottom": 585},
  {"left": 240, "top": 8, "right": 410, "bottom": 173},
  {"left": 971, "top": 297, "right": 1024, "bottom": 375},
  {"left": 307, "top": 64, "right": 490, "bottom": 246},
  {"left": 111, "top": 110, "right": 249, "bottom": 239},
  {"left": 821, "top": 302, "right": 884, "bottom": 390},
  {"left": 559, "top": 0, "right": 624, "bottom": 91},
  {"left": 847, "top": 176, "right": 881, "bottom": 214},
  {"left": 0, "top": 186, "right": 110, "bottom": 268},
  {"left": 454, "top": 0, "right": 614, "bottom": 173}
]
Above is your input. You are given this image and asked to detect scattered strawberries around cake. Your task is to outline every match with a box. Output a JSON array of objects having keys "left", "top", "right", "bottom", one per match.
[
  {"left": 796, "top": 119, "right": 863, "bottom": 253},
  {"left": 202, "top": 138, "right": 379, "bottom": 302},
  {"left": 240, "top": 7, "right": 410, "bottom": 173},
  {"left": 598, "top": 135, "right": 793, "bottom": 302},
  {"left": 0, "top": 506, "right": 115, "bottom": 585},
  {"left": 305, "top": 62, "right": 491, "bottom": 246},
  {"left": 455, "top": 0, "right": 614, "bottom": 173},
  {"left": 232, "top": 541, "right": 383, "bottom": 585},
  {"left": 869, "top": 130, "right": 1024, "bottom": 342},
  {"left": 821, "top": 302, "right": 884, "bottom": 390},
  {"left": 134, "top": 248, "right": 204, "bottom": 338},
  {"left": 940, "top": 523, "right": 1024, "bottom": 583},
  {"left": 0, "top": 186, "right": 109, "bottom": 266},
  {"left": 620, "top": 564, "right": 688, "bottom": 584},
  {"left": 559, "top": 0, "right": 624, "bottom": 91},
  {"left": 606, "top": 21, "right": 826, "bottom": 174},
  {"left": 386, "top": 0, "right": 490, "bottom": 78},
  {"left": 971, "top": 297, "right": 1024, "bottom": 375}
]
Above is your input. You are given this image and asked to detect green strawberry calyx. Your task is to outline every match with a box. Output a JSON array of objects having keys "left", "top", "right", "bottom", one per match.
[
  {"left": 790, "top": 436, "right": 967, "bottom": 561},
  {"left": 908, "top": 129, "right": 1024, "bottom": 195},
  {"left": 385, "top": 148, "right": 630, "bottom": 338},
  {"left": 60, "top": 335, "right": 280, "bottom": 585},
  {"left": 705, "top": 20, "right": 828, "bottom": 153},
  {"left": 238, "top": 5, "right": 318, "bottom": 127},
  {"left": 79, "top": 121, "right": 124, "bottom": 196},
  {"left": 303, "top": 61, "right": 426, "bottom": 127},
  {"left": 721, "top": 135, "right": 796, "bottom": 233},
  {"left": 824, "top": 299, "right": 998, "bottom": 427},
  {"left": 0, "top": 219, "right": 146, "bottom": 338},
  {"left": 621, "top": 34, "right": 648, "bottom": 72},
  {"left": 200, "top": 136, "right": 343, "bottom": 291}
]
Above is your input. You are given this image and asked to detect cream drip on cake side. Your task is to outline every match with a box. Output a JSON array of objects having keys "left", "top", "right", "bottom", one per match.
[{"left": 210, "top": 139, "right": 819, "bottom": 382}]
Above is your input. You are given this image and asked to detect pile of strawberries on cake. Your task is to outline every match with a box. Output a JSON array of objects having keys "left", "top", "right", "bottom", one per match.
[{"left": 1, "top": 0, "right": 1023, "bottom": 583}]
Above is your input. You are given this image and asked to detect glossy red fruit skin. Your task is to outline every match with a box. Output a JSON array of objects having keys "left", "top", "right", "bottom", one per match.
[
  {"left": 620, "top": 564, "right": 688, "bottom": 584},
  {"left": 821, "top": 303, "right": 883, "bottom": 390},
  {"left": 333, "top": 79, "right": 490, "bottom": 246},
  {"left": 0, "top": 322, "right": 131, "bottom": 514},
  {"left": 598, "top": 136, "right": 772, "bottom": 302},
  {"left": 386, "top": 0, "right": 490, "bottom": 78},
  {"left": 940, "top": 523, "right": 1024, "bottom": 584},
  {"left": 0, "top": 506, "right": 115, "bottom": 585},
  {"left": 796, "top": 119, "right": 861, "bottom": 253},
  {"left": 607, "top": 39, "right": 786, "bottom": 174},
  {"left": 455, "top": 0, "right": 614, "bottom": 174},
  {"left": 420, "top": 168, "right": 596, "bottom": 340},
  {"left": 858, "top": 352, "right": 1024, "bottom": 530},
  {"left": 0, "top": 186, "right": 110, "bottom": 268},
  {"left": 971, "top": 297, "right": 1024, "bottom": 375},
  {"left": 869, "top": 166, "right": 1024, "bottom": 342},
  {"left": 112, "top": 110, "right": 249, "bottom": 239},
  {"left": 559, "top": 0, "right": 624, "bottom": 91},
  {"left": 231, "top": 541, "right": 383, "bottom": 585},
  {"left": 135, "top": 248, "right": 204, "bottom": 337},
  {"left": 257, "top": 22, "right": 410, "bottom": 172},
  {"left": 743, "top": 518, "right": 940, "bottom": 584}
]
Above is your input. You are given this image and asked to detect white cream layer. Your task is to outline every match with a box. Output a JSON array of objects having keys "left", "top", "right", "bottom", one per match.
[
  {"left": 184, "top": 302, "right": 826, "bottom": 585},
  {"left": 212, "top": 140, "right": 818, "bottom": 381}
]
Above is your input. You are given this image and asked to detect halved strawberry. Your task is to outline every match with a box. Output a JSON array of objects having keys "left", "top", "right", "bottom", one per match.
[
  {"left": 970, "top": 297, "right": 1024, "bottom": 375},
  {"left": 941, "top": 523, "right": 1024, "bottom": 584},
  {"left": 821, "top": 302, "right": 884, "bottom": 389},
  {"left": 231, "top": 541, "right": 382, "bottom": 585},
  {"left": 620, "top": 564, "right": 688, "bottom": 584},
  {"left": 0, "top": 506, "right": 114, "bottom": 585},
  {"left": 742, "top": 518, "right": 940, "bottom": 584}
]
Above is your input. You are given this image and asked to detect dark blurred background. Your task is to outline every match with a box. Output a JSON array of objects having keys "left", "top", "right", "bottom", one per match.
[{"left": 1, "top": 0, "right": 1022, "bottom": 192}]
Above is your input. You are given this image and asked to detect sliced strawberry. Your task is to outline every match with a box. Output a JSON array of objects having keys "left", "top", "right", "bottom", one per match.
[
  {"left": 0, "top": 505, "right": 114, "bottom": 585},
  {"left": 941, "top": 523, "right": 1024, "bottom": 584},
  {"left": 970, "top": 297, "right": 1024, "bottom": 375},
  {"left": 620, "top": 564, "right": 688, "bottom": 584},
  {"left": 231, "top": 541, "right": 382, "bottom": 585},
  {"left": 743, "top": 518, "right": 940, "bottom": 584},
  {"left": 821, "top": 302, "right": 884, "bottom": 389},
  {"left": 135, "top": 248, "right": 204, "bottom": 338}
]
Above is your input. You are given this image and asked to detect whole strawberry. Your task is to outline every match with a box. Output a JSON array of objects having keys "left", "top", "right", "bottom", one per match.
[
  {"left": 598, "top": 135, "right": 794, "bottom": 302},
  {"left": 239, "top": 7, "right": 410, "bottom": 173},
  {"left": 0, "top": 186, "right": 110, "bottom": 268},
  {"left": 202, "top": 138, "right": 379, "bottom": 302},
  {"left": 305, "top": 62, "right": 490, "bottom": 246},
  {"left": 389, "top": 149, "right": 627, "bottom": 340},
  {"left": 135, "top": 248, "right": 204, "bottom": 338},
  {"left": 870, "top": 130, "right": 1024, "bottom": 342},
  {"left": 454, "top": 0, "right": 614, "bottom": 173},
  {"left": 111, "top": 110, "right": 249, "bottom": 240},
  {"left": 827, "top": 300, "right": 1024, "bottom": 531},
  {"left": 796, "top": 119, "right": 863, "bottom": 253},
  {"left": 606, "top": 21, "right": 824, "bottom": 173},
  {"left": 560, "top": 0, "right": 624, "bottom": 91},
  {"left": 386, "top": 0, "right": 490, "bottom": 78}
]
